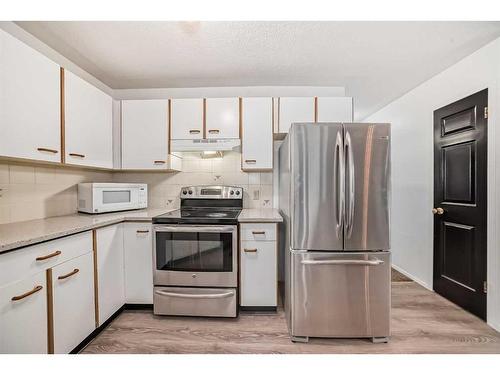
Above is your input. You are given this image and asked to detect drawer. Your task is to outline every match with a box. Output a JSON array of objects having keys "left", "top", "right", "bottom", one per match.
[
  {"left": 240, "top": 223, "right": 276, "bottom": 241},
  {"left": 153, "top": 287, "right": 237, "bottom": 318},
  {"left": 0, "top": 231, "right": 93, "bottom": 286},
  {"left": 240, "top": 241, "right": 277, "bottom": 307}
]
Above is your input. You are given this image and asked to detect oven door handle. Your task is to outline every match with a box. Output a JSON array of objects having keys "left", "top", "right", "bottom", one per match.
[
  {"left": 154, "top": 225, "right": 236, "bottom": 233},
  {"left": 155, "top": 290, "right": 235, "bottom": 299}
]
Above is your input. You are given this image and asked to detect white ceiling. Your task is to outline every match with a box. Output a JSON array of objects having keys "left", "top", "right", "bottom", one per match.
[{"left": 16, "top": 21, "right": 500, "bottom": 119}]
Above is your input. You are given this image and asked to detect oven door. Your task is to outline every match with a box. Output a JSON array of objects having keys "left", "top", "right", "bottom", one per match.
[
  {"left": 153, "top": 225, "right": 237, "bottom": 287},
  {"left": 93, "top": 187, "right": 141, "bottom": 213}
]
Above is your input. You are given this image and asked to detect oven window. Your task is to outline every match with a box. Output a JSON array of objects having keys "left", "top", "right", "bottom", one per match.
[
  {"left": 102, "top": 190, "right": 131, "bottom": 204},
  {"left": 156, "top": 231, "right": 233, "bottom": 272}
]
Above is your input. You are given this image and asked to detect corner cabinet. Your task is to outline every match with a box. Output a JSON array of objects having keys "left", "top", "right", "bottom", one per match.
[
  {"left": 205, "top": 98, "right": 240, "bottom": 139},
  {"left": 241, "top": 97, "right": 273, "bottom": 171},
  {"left": 0, "top": 29, "right": 61, "bottom": 163},
  {"left": 64, "top": 70, "right": 113, "bottom": 168},
  {"left": 121, "top": 100, "right": 180, "bottom": 170}
]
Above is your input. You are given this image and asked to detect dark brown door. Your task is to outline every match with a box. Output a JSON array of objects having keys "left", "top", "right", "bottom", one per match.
[{"left": 433, "top": 89, "right": 487, "bottom": 320}]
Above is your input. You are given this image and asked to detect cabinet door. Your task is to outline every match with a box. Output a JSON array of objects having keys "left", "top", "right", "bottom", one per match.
[
  {"left": 240, "top": 240, "right": 277, "bottom": 307},
  {"left": 278, "top": 97, "right": 314, "bottom": 133},
  {"left": 52, "top": 252, "right": 94, "bottom": 354},
  {"left": 123, "top": 223, "right": 153, "bottom": 304},
  {"left": 171, "top": 98, "right": 204, "bottom": 140},
  {"left": 0, "top": 29, "right": 61, "bottom": 163},
  {"left": 122, "top": 100, "right": 169, "bottom": 170},
  {"left": 205, "top": 98, "right": 239, "bottom": 139},
  {"left": 96, "top": 224, "right": 125, "bottom": 324},
  {"left": 316, "top": 97, "right": 353, "bottom": 122},
  {"left": 241, "top": 97, "right": 273, "bottom": 171},
  {"left": 0, "top": 272, "right": 47, "bottom": 353},
  {"left": 64, "top": 70, "right": 113, "bottom": 168}
]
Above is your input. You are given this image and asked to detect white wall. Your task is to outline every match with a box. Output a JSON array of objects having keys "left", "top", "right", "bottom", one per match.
[{"left": 366, "top": 37, "right": 500, "bottom": 331}]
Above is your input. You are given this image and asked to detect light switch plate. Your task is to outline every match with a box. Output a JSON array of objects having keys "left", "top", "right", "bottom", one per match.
[{"left": 253, "top": 189, "right": 260, "bottom": 200}]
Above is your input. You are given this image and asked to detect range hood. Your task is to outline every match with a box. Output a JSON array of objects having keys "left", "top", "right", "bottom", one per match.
[{"left": 171, "top": 138, "right": 241, "bottom": 152}]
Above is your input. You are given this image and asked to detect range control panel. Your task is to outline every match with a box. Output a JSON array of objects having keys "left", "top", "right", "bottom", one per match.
[{"left": 180, "top": 186, "right": 243, "bottom": 199}]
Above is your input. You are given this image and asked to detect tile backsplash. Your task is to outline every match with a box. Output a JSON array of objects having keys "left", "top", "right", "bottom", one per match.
[{"left": 0, "top": 151, "right": 275, "bottom": 224}]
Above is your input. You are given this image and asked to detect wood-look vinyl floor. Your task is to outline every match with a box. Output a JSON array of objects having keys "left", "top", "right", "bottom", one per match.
[{"left": 82, "top": 282, "right": 500, "bottom": 354}]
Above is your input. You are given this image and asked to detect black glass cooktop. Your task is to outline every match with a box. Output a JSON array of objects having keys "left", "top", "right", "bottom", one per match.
[{"left": 153, "top": 208, "right": 241, "bottom": 225}]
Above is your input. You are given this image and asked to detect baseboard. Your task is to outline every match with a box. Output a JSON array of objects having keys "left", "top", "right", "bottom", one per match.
[
  {"left": 487, "top": 320, "right": 500, "bottom": 333},
  {"left": 70, "top": 305, "right": 125, "bottom": 354},
  {"left": 124, "top": 303, "right": 153, "bottom": 310},
  {"left": 391, "top": 263, "right": 433, "bottom": 291}
]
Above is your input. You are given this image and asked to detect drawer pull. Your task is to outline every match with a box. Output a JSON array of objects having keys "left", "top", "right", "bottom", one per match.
[
  {"left": 37, "top": 147, "right": 58, "bottom": 154},
  {"left": 155, "top": 290, "right": 234, "bottom": 299},
  {"left": 189, "top": 130, "right": 201, "bottom": 134},
  {"left": 69, "top": 153, "right": 85, "bottom": 158},
  {"left": 252, "top": 231, "right": 266, "bottom": 235},
  {"left": 244, "top": 248, "right": 258, "bottom": 253},
  {"left": 58, "top": 268, "right": 79, "bottom": 280},
  {"left": 136, "top": 230, "right": 150, "bottom": 233},
  {"left": 208, "top": 129, "right": 220, "bottom": 134},
  {"left": 301, "top": 259, "right": 384, "bottom": 266},
  {"left": 11, "top": 285, "right": 43, "bottom": 301},
  {"left": 154, "top": 160, "right": 166, "bottom": 164},
  {"left": 245, "top": 159, "right": 257, "bottom": 163},
  {"left": 36, "top": 250, "right": 61, "bottom": 261}
]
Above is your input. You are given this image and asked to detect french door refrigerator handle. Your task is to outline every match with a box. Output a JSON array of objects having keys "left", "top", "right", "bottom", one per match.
[
  {"left": 301, "top": 259, "right": 384, "bottom": 266},
  {"left": 335, "top": 131, "right": 345, "bottom": 240},
  {"left": 345, "top": 130, "right": 355, "bottom": 238}
]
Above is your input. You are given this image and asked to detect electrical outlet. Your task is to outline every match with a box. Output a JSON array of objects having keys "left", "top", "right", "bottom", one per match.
[
  {"left": 253, "top": 189, "right": 260, "bottom": 200},
  {"left": 262, "top": 199, "right": 272, "bottom": 208}
]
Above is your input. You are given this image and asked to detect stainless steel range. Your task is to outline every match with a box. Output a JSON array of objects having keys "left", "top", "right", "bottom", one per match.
[{"left": 152, "top": 186, "right": 242, "bottom": 318}]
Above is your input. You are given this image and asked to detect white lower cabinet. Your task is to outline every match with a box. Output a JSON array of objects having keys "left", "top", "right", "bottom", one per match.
[
  {"left": 96, "top": 224, "right": 125, "bottom": 325},
  {"left": 52, "top": 252, "right": 95, "bottom": 354},
  {"left": 0, "top": 271, "right": 47, "bottom": 353},
  {"left": 240, "top": 223, "right": 278, "bottom": 308},
  {"left": 124, "top": 223, "right": 153, "bottom": 304}
]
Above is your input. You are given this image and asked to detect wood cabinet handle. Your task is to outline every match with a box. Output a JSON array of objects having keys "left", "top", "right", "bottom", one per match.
[
  {"left": 11, "top": 285, "right": 43, "bottom": 301},
  {"left": 252, "top": 231, "right": 266, "bottom": 235},
  {"left": 245, "top": 159, "right": 257, "bottom": 163},
  {"left": 37, "top": 147, "right": 58, "bottom": 154},
  {"left": 244, "top": 248, "right": 258, "bottom": 253},
  {"left": 58, "top": 268, "right": 79, "bottom": 280},
  {"left": 69, "top": 153, "right": 85, "bottom": 158},
  {"left": 36, "top": 250, "right": 61, "bottom": 261},
  {"left": 208, "top": 129, "right": 220, "bottom": 134},
  {"left": 136, "top": 230, "right": 150, "bottom": 233},
  {"left": 154, "top": 160, "right": 166, "bottom": 164},
  {"left": 189, "top": 130, "right": 201, "bottom": 134}
]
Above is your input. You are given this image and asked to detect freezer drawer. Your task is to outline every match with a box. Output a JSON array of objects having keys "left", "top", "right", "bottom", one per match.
[
  {"left": 290, "top": 251, "right": 390, "bottom": 339},
  {"left": 153, "top": 286, "right": 237, "bottom": 317}
]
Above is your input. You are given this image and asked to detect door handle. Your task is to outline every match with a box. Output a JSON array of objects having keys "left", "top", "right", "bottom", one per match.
[
  {"left": 37, "top": 147, "right": 58, "bottom": 154},
  {"left": 243, "top": 248, "right": 258, "bottom": 253},
  {"left": 36, "top": 250, "right": 61, "bottom": 261},
  {"left": 334, "top": 130, "right": 345, "bottom": 240},
  {"left": 432, "top": 207, "right": 444, "bottom": 215},
  {"left": 189, "top": 129, "right": 201, "bottom": 134},
  {"left": 69, "top": 152, "right": 85, "bottom": 158},
  {"left": 57, "top": 268, "right": 79, "bottom": 280},
  {"left": 301, "top": 259, "right": 384, "bottom": 266},
  {"left": 345, "top": 130, "right": 355, "bottom": 238},
  {"left": 155, "top": 290, "right": 235, "bottom": 299},
  {"left": 11, "top": 285, "right": 43, "bottom": 301},
  {"left": 208, "top": 129, "right": 220, "bottom": 134}
]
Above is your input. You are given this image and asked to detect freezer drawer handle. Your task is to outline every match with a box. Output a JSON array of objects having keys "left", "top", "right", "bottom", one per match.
[
  {"left": 155, "top": 290, "right": 235, "bottom": 299},
  {"left": 301, "top": 259, "right": 384, "bottom": 266}
]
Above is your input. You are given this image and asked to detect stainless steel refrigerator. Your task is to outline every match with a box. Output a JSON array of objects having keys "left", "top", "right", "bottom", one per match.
[{"left": 279, "top": 122, "right": 391, "bottom": 343}]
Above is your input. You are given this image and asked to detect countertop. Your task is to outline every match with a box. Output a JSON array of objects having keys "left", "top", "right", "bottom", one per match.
[
  {"left": 0, "top": 207, "right": 283, "bottom": 254},
  {"left": 0, "top": 208, "right": 170, "bottom": 254},
  {"left": 237, "top": 208, "right": 283, "bottom": 223}
]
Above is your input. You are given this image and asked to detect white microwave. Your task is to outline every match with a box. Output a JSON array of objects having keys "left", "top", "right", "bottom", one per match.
[{"left": 77, "top": 183, "right": 148, "bottom": 214}]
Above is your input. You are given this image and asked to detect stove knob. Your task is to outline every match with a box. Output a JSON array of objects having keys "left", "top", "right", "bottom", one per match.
[
  {"left": 182, "top": 190, "right": 187, "bottom": 195},
  {"left": 230, "top": 190, "right": 234, "bottom": 195},
  {"left": 188, "top": 190, "right": 193, "bottom": 195},
  {"left": 236, "top": 190, "right": 240, "bottom": 195}
]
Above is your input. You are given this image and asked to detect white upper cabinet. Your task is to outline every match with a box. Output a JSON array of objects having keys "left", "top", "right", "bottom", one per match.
[
  {"left": 64, "top": 70, "right": 113, "bottom": 168},
  {"left": 316, "top": 97, "right": 353, "bottom": 122},
  {"left": 205, "top": 98, "right": 240, "bottom": 139},
  {"left": 171, "top": 98, "right": 204, "bottom": 140},
  {"left": 241, "top": 97, "right": 273, "bottom": 171},
  {"left": 0, "top": 29, "right": 61, "bottom": 163},
  {"left": 278, "top": 97, "right": 315, "bottom": 133},
  {"left": 121, "top": 99, "right": 171, "bottom": 170}
]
